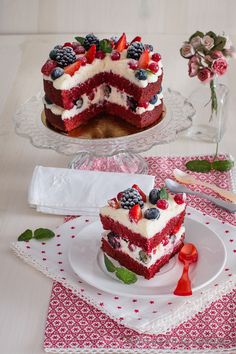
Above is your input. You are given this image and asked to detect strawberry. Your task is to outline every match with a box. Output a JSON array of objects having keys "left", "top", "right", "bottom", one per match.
[
  {"left": 64, "top": 60, "right": 81, "bottom": 76},
  {"left": 138, "top": 49, "right": 150, "bottom": 69},
  {"left": 132, "top": 184, "right": 147, "bottom": 202},
  {"left": 41, "top": 60, "right": 57, "bottom": 76},
  {"left": 129, "top": 204, "right": 142, "bottom": 223},
  {"left": 115, "top": 33, "right": 127, "bottom": 52},
  {"left": 117, "top": 191, "right": 123, "bottom": 201},
  {"left": 130, "top": 36, "right": 142, "bottom": 44},
  {"left": 86, "top": 44, "right": 96, "bottom": 64},
  {"left": 108, "top": 198, "right": 119, "bottom": 209}
]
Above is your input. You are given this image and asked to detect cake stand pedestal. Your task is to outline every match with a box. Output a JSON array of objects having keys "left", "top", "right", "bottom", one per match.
[{"left": 14, "top": 89, "right": 195, "bottom": 174}]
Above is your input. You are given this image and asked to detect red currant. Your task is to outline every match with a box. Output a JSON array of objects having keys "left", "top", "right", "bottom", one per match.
[
  {"left": 148, "top": 62, "right": 159, "bottom": 73},
  {"left": 128, "top": 242, "right": 136, "bottom": 252},
  {"left": 63, "top": 42, "right": 73, "bottom": 48},
  {"left": 174, "top": 194, "right": 185, "bottom": 205},
  {"left": 111, "top": 51, "right": 121, "bottom": 61},
  {"left": 128, "top": 61, "right": 138, "bottom": 70},
  {"left": 151, "top": 53, "right": 161, "bottom": 62},
  {"left": 157, "top": 199, "right": 169, "bottom": 210},
  {"left": 162, "top": 236, "right": 169, "bottom": 246},
  {"left": 138, "top": 101, "right": 149, "bottom": 109},
  {"left": 95, "top": 50, "right": 106, "bottom": 59}
]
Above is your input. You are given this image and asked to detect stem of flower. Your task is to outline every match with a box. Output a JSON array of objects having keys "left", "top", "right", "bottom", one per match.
[
  {"left": 209, "top": 79, "right": 218, "bottom": 122},
  {"left": 214, "top": 142, "right": 219, "bottom": 160}
]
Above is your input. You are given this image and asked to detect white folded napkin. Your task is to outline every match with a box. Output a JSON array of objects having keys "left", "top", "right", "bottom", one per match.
[{"left": 28, "top": 166, "right": 155, "bottom": 216}]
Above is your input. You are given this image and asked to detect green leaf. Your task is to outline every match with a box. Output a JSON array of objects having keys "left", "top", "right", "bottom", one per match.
[
  {"left": 18, "top": 229, "right": 33, "bottom": 241},
  {"left": 186, "top": 160, "right": 212, "bottom": 173},
  {"left": 74, "top": 36, "right": 85, "bottom": 45},
  {"left": 212, "top": 160, "right": 234, "bottom": 172},
  {"left": 115, "top": 267, "right": 137, "bottom": 284},
  {"left": 99, "top": 39, "right": 112, "bottom": 53},
  {"left": 104, "top": 254, "right": 116, "bottom": 273},
  {"left": 34, "top": 228, "right": 55, "bottom": 240},
  {"left": 206, "top": 31, "right": 217, "bottom": 39},
  {"left": 159, "top": 187, "right": 169, "bottom": 200},
  {"left": 212, "top": 36, "right": 226, "bottom": 51},
  {"left": 189, "top": 31, "right": 204, "bottom": 41}
]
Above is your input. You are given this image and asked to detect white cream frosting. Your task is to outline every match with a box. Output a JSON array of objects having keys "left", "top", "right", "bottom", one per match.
[
  {"left": 43, "top": 50, "right": 163, "bottom": 90},
  {"left": 43, "top": 85, "right": 163, "bottom": 120},
  {"left": 103, "top": 226, "right": 185, "bottom": 268},
  {"left": 100, "top": 196, "right": 186, "bottom": 239}
]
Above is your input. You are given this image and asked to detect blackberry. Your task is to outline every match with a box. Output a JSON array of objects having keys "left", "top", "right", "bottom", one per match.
[
  {"left": 120, "top": 188, "right": 144, "bottom": 210},
  {"left": 127, "top": 41, "right": 145, "bottom": 60},
  {"left": 127, "top": 96, "right": 138, "bottom": 112},
  {"left": 52, "top": 47, "right": 76, "bottom": 67},
  {"left": 83, "top": 33, "right": 100, "bottom": 51},
  {"left": 107, "top": 232, "right": 121, "bottom": 249}
]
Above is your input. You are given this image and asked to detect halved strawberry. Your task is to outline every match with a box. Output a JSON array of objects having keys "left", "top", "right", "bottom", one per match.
[
  {"left": 129, "top": 204, "right": 142, "bottom": 223},
  {"left": 108, "top": 198, "right": 119, "bottom": 209},
  {"left": 130, "top": 36, "right": 142, "bottom": 44},
  {"left": 138, "top": 49, "right": 150, "bottom": 69},
  {"left": 64, "top": 60, "right": 81, "bottom": 76},
  {"left": 132, "top": 184, "right": 147, "bottom": 202},
  {"left": 115, "top": 33, "right": 127, "bottom": 52},
  {"left": 86, "top": 44, "right": 96, "bottom": 64}
]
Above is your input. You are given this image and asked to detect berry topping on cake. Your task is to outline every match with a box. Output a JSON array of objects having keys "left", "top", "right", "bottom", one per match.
[
  {"left": 120, "top": 188, "right": 144, "bottom": 209},
  {"left": 149, "top": 94, "right": 158, "bottom": 105},
  {"left": 75, "top": 97, "right": 83, "bottom": 108},
  {"left": 128, "top": 60, "right": 138, "bottom": 70},
  {"left": 135, "top": 69, "right": 148, "bottom": 80},
  {"left": 108, "top": 198, "right": 119, "bottom": 209},
  {"left": 86, "top": 44, "right": 96, "bottom": 64},
  {"left": 139, "top": 250, "right": 151, "bottom": 264},
  {"left": 127, "top": 96, "right": 138, "bottom": 112},
  {"left": 115, "top": 33, "right": 127, "bottom": 52},
  {"left": 156, "top": 199, "right": 169, "bottom": 210},
  {"left": 41, "top": 60, "right": 57, "bottom": 76},
  {"left": 79, "top": 56, "right": 87, "bottom": 66},
  {"left": 83, "top": 33, "right": 100, "bottom": 51},
  {"left": 107, "top": 232, "right": 121, "bottom": 249},
  {"left": 130, "top": 36, "right": 142, "bottom": 44},
  {"left": 144, "top": 208, "right": 160, "bottom": 220},
  {"left": 104, "top": 85, "right": 111, "bottom": 98},
  {"left": 74, "top": 45, "right": 86, "bottom": 54},
  {"left": 50, "top": 46, "right": 76, "bottom": 67},
  {"left": 129, "top": 204, "right": 142, "bottom": 223},
  {"left": 64, "top": 60, "right": 81, "bottom": 76},
  {"left": 144, "top": 44, "right": 154, "bottom": 52},
  {"left": 174, "top": 194, "right": 186, "bottom": 205},
  {"left": 151, "top": 53, "right": 161, "bottom": 62},
  {"left": 117, "top": 191, "right": 123, "bottom": 201},
  {"left": 138, "top": 101, "right": 149, "bottom": 109},
  {"left": 138, "top": 49, "right": 150, "bottom": 69},
  {"left": 127, "top": 41, "right": 145, "bottom": 60},
  {"left": 44, "top": 95, "right": 53, "bottom": 104},
  {"left": 95, "top": 50, "right": 106, "bottom": 59},
  {"left": 132, "top": 184, "right": 147, "bottom": 202},
  {"left": 51, "top": 67, "right": 64, "bottom": 80},
  {"left": 148, "top": 62, "right": 159, "bottom": 73},
  {"left": 149, "top": 188, "right": 160, "bottom": 204},
  {"left": 111, "top": 51, "right": 121, "bottom": 61}
]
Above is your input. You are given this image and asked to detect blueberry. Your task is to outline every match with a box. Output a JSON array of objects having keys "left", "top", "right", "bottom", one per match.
[
  {"left": 51, "top": 67, "right": 64, "bottom": 80},
  {"left": 149, "top": 94, "right": 158, "bottom": 105},
  {"left": 144, "top": 208, "right": 160, "bottom": 220},
  {"left": 44, "top": 95, "right": 52, "bottom": 105},
  {"left": 144, "top": 44, "right": 154, "bottom": 52},
  {"left": 149, "top": 188, "right": 160, "bottom": 204},
  {"left": 49, "top": 49, "right": 58, "bottom": 60},
  {"left": 127, "top": 96, "right": 138, "bottom": 112},
  {"left": 76, "top": 97, "right": 83, "bottom": 108},
  {"left": 135, "top": 69, "right": 148, "bottom": 81},
  {"left": 107, "top": 232, "right": 121, "bottom": 249}
]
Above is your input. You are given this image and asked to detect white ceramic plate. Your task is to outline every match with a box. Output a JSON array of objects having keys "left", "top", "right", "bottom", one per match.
[{"left": 68, "top": 217, "right": 227, "bottom": 298}]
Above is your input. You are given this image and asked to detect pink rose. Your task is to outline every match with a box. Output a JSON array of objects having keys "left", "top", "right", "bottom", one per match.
[
  {"left": 211, "top": 50, "right": 223, "bottom": 59},
  {"left": 180, "top": 42, "right": 194, "bottom": 58},
  {"left": 212, "top": 57, "right": 228, "bottom": 75},
  {"left": 224, "top": 46, "right": 236, "bottom": 58},
  {"left": 202, "top": 35, "right": 214, "bottom": 50},
  {"left": 197, "top": 68, "right": 214, "bottom": 83},
  {"left": 188, "top": 55, "right": 200, "bottom": 77},
  {"left": 190, "top": 36, "right": 202, "bottom": 48}
]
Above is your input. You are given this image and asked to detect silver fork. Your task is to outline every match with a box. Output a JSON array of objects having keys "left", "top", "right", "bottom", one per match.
[{"left": 165, "top": 179, "right": 236, "bottom": 213}]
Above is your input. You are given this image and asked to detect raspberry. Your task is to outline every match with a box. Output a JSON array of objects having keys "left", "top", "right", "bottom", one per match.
[
  {"left": 156, "top": 199, "right": 169, "bottom": 210},
  {"left": 41, "top": 60, "right": 57, "bottom": 75},
  {"left": 148, "top": 62, "right": 159, "bottom": 73},
  {"left": 96, "top": 50, "right": 106, "bottom": 59},
  {"left": 111, "top": 51, "right": 121, "bottom": 61},
  {"left": 74, "top": 46, "right": 86, "bottom": 54},
  {"left": 174, "top": 194, "right": 185, "bottom": 205},
  {"left": 151, "top": 53, "right": 161, "bottom": 62}
]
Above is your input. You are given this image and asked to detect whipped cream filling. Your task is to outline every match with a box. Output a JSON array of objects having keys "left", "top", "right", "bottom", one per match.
[
  {"left": 43, "top": 85, "right": 163, "bottom": 120},
  {"left": 103, "top": 226, "right": 185, "bottom": 268},
  {"left": 43, "top": 50, "right": 163, "bottom": 90},
  {"left": 100, "top": 196, "right": 186, "bottom": 239}
]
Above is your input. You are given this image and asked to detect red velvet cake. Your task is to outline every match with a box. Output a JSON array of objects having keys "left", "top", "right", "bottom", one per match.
[
  {"left": 100, "top": 185, "right": 186, "bottom": 279},
  {"left": 41, "top": 33, "right": 164, "bottom": 132}
]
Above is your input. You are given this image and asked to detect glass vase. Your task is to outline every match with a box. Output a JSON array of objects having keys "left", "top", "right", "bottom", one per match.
[{"left": 185, "top": 81, "right": 229, "bottom": 143}]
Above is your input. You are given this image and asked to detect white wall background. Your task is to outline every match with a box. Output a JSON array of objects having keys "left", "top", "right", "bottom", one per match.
[{"left": 0, "top": 0, "right": 236, "bottom": 35}]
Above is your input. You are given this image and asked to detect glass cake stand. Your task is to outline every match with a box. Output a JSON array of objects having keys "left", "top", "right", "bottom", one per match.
[{"left": 13, "top": 89, "right": 195, "bottom": 173}]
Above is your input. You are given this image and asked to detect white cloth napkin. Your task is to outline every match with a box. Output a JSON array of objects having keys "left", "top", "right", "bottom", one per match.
[{"left": 28, "top": 166, "right": 155, "bottom": 216}]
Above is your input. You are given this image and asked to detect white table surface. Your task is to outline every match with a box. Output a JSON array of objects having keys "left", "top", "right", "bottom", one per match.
[{"left": 0, "top": 34, "right": 235, "bottom": 354}]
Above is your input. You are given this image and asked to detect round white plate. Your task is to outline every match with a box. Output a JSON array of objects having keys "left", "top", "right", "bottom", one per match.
[{"left": 68, "top": 217, "right": 227, "bottom": 298}]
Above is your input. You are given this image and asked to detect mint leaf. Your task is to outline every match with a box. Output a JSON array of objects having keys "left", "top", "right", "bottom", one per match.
[
  {"left": 34, "top": 228, "right": 55, "bottom": 240},
  {"left": 212, "top": 159, "right": 234, "bottom": 172},
  {"left": 74, "top": 36, "right": 85, "bottom": 45},
  {"left": 18, "top": 229, "right": 33, "bottom": 241},
  {"left": 104, "top": 254, "right": 116, "bottom": 273},
  {"left": 189, "top": 31, "right": 204, "bottom": 41},
  {"left": 115, "top": 267, "right": 137, "bottom": 284},
  {"left": 99, "top": 39, "right": 112, "bottom": 53},
  {"left": 160, "top": 187, "right": 169, "bottom": 200},
  {"left": 186, "top": 160, "right": 212, "bottom": 173}
]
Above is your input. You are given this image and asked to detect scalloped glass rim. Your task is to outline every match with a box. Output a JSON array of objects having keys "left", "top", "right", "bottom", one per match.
[{"left": 13, "top": 88, "right": 195, "bottom": 157}]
